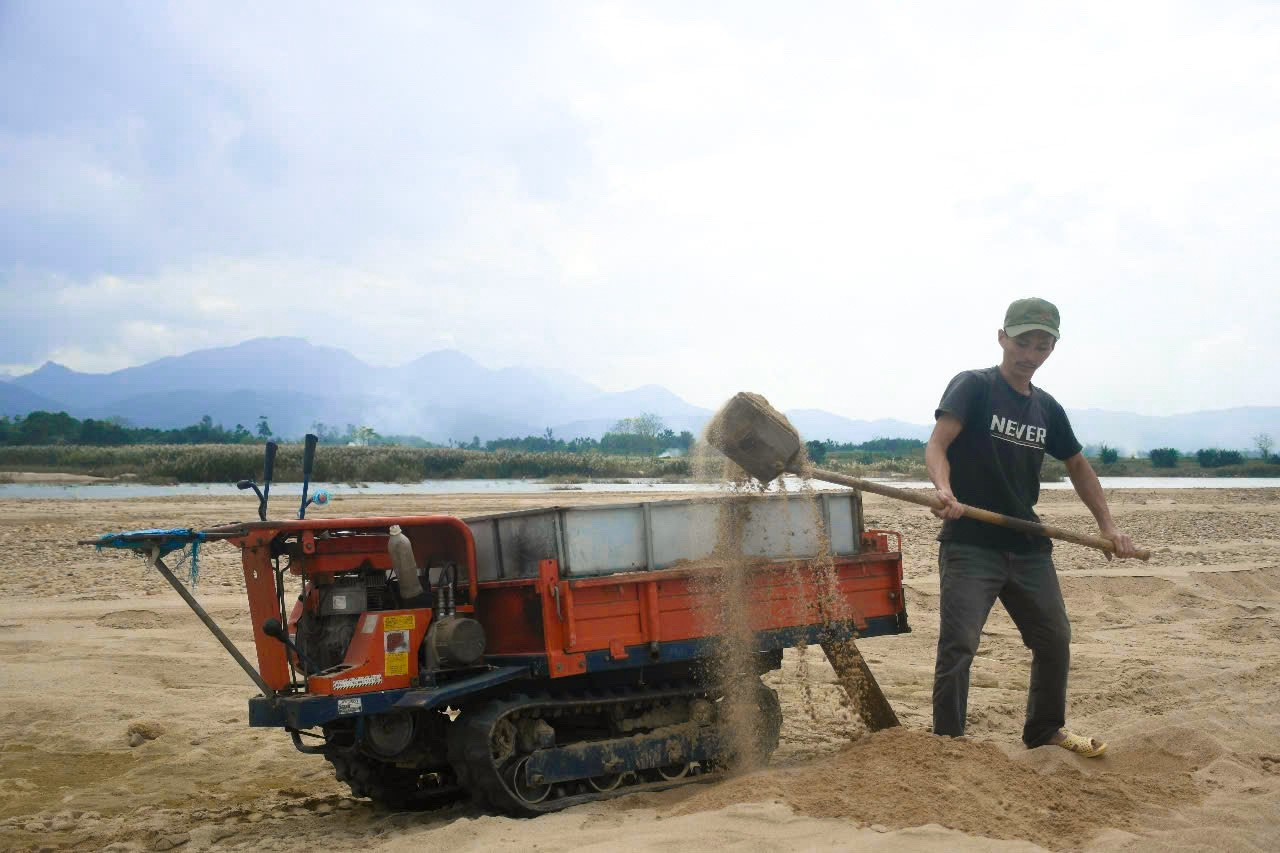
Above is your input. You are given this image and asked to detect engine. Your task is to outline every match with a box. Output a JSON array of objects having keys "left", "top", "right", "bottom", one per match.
[
  {"left": 294, "top": 571, "right": 396, "bottom": 673},
  {"left": 292, "top": 565, "right": 485, "bottom": 676}
]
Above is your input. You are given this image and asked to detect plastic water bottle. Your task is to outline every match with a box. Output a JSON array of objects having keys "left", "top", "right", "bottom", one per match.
[{"left": 388, "top": 525, "right": 424, "bottom": 600}]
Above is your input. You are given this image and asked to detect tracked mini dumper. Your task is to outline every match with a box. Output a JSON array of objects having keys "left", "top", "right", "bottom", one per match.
[{"left": 84, "top": 438, "right": 909, "bottom": 815}]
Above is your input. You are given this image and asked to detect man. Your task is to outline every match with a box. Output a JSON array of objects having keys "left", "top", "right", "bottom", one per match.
[{"left": 925, "top": 297, "right": 1136, "bottom": 757}]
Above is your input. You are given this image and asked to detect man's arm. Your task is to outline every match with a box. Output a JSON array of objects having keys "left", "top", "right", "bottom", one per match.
[
  {"left": 926, "top": 414, "right": 965, "bottom": 520},
  {"left": 1063, "top": 452, "right": 1136, "bottom": 559}
]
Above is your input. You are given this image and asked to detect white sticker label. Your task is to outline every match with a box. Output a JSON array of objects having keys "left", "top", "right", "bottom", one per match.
[
  {"left": 362, "top": 615, "right": 379, "bottom": 634},
  {"left": 337, "top": 697, "right": 362, "bottom": 715},
  {"left": 332, "top": 674, "right": 383, "bottom": 691},
  {"left": 332, "top": 594, "right": 348, "bottom": 610}
]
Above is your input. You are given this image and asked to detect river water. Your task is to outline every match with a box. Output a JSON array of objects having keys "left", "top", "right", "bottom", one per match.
[{"left": 2, "top": 476, "right": 1279, "bottom": 500}]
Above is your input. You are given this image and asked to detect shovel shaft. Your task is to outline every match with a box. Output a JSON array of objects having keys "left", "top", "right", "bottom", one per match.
[
  {"left": 807, "top": 466, "right": 1151, "bottom": 561},
  {"left": 820, "top": 639, "right": 899, "bottom": 731}
]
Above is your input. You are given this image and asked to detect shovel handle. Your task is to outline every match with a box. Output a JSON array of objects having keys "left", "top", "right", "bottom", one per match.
[{"left": 808, "top": 466, "right": 1151, "bottom": 561}]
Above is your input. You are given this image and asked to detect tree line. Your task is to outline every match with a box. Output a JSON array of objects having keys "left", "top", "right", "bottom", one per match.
[
  {"left": 0, "top": 410, "right": 696, "bottom": 457},
  {"left": 7, "top": 409, "right": 1273, "bottom": 472},
  {"left": 452, "top": 415, "right": 695, "bottom": 457},
  {"left": 1145, "top": 442, "right": 1277, "bottom": 468},
  {"left": 1091, "top": 436, "right": 1277, "bottom": 470},
  {"left": 0, "top": 411, "right": 275, "bottom": 446},
  {"left": 806, "top": 437, "right": 927, "bottom": 465}
]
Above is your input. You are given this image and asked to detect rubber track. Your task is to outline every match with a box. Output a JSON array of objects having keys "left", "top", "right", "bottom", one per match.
[
  {"left": 326, "top": 751, "right": 464, "bottom": 811},
  {"left": 447, "top": 681, "right": 781, "bottom": 816}
]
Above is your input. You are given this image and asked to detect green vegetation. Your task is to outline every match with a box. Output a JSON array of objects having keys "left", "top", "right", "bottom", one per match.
[
  {"left": 0, "top": 411, "right": 266, "bottom": 446},
  {"left": 824, "top": 437, "right": 927, "bottom": 465},
  {"left": 4, "top": 410, "right": 1275, "bottom": 484},
  {"left": 808, "top": 437, "right": 928, "bottom": 480},
  {"left": 0, "top": 444, "right": 690, "bottom": 483},
  {"left": 823, "top": 456, "right": 929, "bottom": 480},
  {"left": 0, "top": 411, "right": 705, "bottom": 483},
  {"left": 477, "top": 416, "right": 694, "bottom": 457},
  {"left": 0, "top": 410, "right": 694, "bottom": 483},
  {"left": 1092, "top": 450, "right": 1279, "bottom": 477},
  {"left": 0, "top": 410, "right": 696, "bottom": 457},
  {"left": 1041, "top": 457, "right": 1068, "bottom": 482},
  {"left": 1196, "top": 448, "right": 1244, "bottom": 468}
]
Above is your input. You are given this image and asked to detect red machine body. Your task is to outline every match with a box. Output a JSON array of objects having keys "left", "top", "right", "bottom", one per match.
[
  {"left": 216, "top": 513, "right": 907, "bottom": 699},
  {"left": 173, "top": 492, "right": 908, "bottom": 815}
]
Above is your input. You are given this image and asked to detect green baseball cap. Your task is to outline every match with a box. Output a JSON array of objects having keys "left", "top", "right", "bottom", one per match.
[{"left": 1003, "top": 297, "right": 1061, "bottom": 339}]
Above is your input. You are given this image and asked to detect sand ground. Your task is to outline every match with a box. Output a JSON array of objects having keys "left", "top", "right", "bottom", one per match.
[{"left": 0, "top": 487, "right": 1277, "bottom": 851}]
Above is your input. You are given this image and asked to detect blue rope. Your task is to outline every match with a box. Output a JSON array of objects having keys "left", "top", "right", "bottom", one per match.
[{"left": 93, "top": 528, "right": 208, "bottom": 587}]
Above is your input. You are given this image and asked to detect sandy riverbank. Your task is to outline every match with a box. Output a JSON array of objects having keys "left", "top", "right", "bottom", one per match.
[
  {"left": 1, "top": 488, "right": 1277, "bottom": 851},
  {"left": 0, "top": 471, "right": 123, "bottom": 485}
]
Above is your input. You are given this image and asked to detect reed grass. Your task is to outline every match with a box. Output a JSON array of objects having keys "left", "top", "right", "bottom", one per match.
[{"left": 0, "top": 444, "right": 691, "bottom": 483}]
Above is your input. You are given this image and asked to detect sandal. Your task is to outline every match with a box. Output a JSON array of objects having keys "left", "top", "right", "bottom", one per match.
[{"left": 1055, "top": 729, "right": 1107, "bottom": 758}]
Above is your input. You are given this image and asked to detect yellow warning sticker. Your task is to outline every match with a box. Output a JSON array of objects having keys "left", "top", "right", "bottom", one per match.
[
  {"left": 383, "top": 614, "right": 415, "bottom": 631},
  {"left": 384, "top": 652, "right": 408, "bottom": 676}
]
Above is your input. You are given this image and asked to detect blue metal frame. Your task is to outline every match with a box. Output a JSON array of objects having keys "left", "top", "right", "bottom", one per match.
[
  {"left": 249, "top": 664, "right": 531, "bottom": 729},
  {"left": 395, "top": 665, "right": 530, "bottom": 711},
  {"left": 250, "top": 685, "right": 408, "bottom": 729}
]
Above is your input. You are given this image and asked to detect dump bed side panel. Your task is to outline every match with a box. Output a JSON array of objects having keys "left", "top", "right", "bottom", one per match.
[
  {"left": 468, "top": 493, "right": 864, "bottom": 581},
  {"left": 476, "top": 547, "right": 906, "bottom": 675}
]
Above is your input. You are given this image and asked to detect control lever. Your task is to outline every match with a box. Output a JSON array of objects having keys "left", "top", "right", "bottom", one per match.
[
  {"left": 235, "top": 440, "right": 279, "bottom": 521},
  {"left": 262, "top": 618, "right": 319, "bottom": 674},
  {"left": 298, "top": 434, "right": 318, "bottom": 519},
  {"left": 261, "top": 440, "right": 277, "bottom": 521}
]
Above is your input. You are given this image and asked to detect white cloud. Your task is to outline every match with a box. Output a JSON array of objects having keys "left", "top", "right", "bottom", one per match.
[{"left": 2, "top": 1, "right": 1277, "bottom": 420}]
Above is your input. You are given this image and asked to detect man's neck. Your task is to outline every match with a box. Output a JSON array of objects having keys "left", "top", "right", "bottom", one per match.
[{"left": 998, "top": 363, "right": 1033, "bottom": 396}]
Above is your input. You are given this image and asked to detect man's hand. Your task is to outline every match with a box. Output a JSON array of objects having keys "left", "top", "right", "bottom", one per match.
[
  {"left": 1101, "top": 526, "right": 1136, "bottom": 560},
  {"left": 932, "top": 488, "right": 965, "bottom": 520}
]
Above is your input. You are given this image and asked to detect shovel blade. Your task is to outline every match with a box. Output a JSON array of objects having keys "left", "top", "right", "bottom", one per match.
[{"left": 706, "top": 392, "right": 804, "bottom": 483}]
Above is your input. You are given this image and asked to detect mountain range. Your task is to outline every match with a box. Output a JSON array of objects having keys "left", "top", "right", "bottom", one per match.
[{"left": 2, "top": 337, "right": 1277, "bottom": 454}]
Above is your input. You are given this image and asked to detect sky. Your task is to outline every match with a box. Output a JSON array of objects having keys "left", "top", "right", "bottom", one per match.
[{"left": 2, "top": 0, "right": 1278, "bottom": 421}]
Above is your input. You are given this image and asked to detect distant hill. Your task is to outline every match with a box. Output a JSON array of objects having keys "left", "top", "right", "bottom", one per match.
[
  {"left": 6, "top": 338, "right": 700, "bottom": 441},
  {"left": 4, "top": 338, "right": 1277, "bottom": 451},
  {"left": 13, "top": 337, "right": 371, "bottom": 408},
  {"left": 0, "top": 380, "right": 65, "bottom": 418}
]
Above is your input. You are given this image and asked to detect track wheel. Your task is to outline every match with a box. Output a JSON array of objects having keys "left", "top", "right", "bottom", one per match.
[
  {"left": 509, "top": 755, "right": 552, "bottom": 804},
  {"left": 587, "top": 772, "right": 624, "bottom": 792}
]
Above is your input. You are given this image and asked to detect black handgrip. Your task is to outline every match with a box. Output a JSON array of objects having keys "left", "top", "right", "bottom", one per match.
[
  {"left": 262, "top": 618, "right": 317, "bottom": 674},
  {"left": 257, "top": 441, "right": 279, "bottom": 521},
  {"left": 298, "top": 433, "right": 319, "bottom": 519},
  {"left": 301, "top": 434, "right": 318, "bottom": 480},
  {"left": 263, "top": 440, "right": 278, "bottom": 485}
]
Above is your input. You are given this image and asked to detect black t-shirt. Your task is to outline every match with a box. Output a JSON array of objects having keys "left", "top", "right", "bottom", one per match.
[{"left": 935, "top": 366, "right": 1082, "bottom": 552}]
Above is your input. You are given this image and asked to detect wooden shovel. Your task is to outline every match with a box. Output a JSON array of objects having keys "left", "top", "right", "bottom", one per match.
[{"left": 707, "top": 391, "right": 1151, "bottom": 561}]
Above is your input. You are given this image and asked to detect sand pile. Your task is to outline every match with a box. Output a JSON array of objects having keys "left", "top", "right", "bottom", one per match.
[{"left": 673, "top": 726, "right": 1198, "bottom": 850}]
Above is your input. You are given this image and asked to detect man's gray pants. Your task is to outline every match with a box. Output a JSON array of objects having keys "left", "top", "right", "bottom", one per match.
[{"left": 932, "top": 541, "right": 1071, "bottom": 748}]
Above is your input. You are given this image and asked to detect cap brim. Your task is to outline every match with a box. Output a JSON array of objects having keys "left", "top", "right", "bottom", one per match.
[{"left": 1004, "top": 323, "right": 1060, "bottom": 340}]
